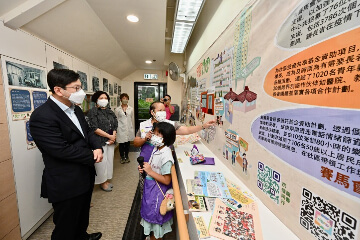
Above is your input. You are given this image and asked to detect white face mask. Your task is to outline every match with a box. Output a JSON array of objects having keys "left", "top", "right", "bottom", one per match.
[
  {"left": 97, "top": 99, "right": 109, "bottom": 108},
  {"left": 153, "top": 111, "right": 166, "bottom": 122},
  {"left": 67, "top": 89, "right": 86, "bottom": 104},
  {"left": 121, "top": 99, "right": 128, "bottom": 105},
  {"left": 150, "top": 135, "right": 164, "bottom": 147}
]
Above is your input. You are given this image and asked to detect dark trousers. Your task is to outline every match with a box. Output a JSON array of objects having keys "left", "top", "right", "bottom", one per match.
[
  {"left": 51, "top": 186, "right": 93, "bottom": 240},
  {"left": 119, "top": 141, "right": 130, "bottom": 158}
]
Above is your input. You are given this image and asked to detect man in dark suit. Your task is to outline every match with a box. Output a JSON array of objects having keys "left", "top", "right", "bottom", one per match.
[{"left": 30, "top": 69, "right": 103, "bottom": 240}]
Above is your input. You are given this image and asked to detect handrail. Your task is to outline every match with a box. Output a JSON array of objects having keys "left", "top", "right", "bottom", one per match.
[{"left": 171, "top": 164, "right": 190, "bottom": 240}]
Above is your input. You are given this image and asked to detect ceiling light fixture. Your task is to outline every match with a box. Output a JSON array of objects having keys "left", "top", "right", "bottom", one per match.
[
  {"left": 127, "top": 15, "right": 139, "bottom": 23},
  {"left": 145, "top": 60, "right": 152, "bottom": 64},
  {"left": 171, "top": 0, "right": 206, "bottom": 53}
]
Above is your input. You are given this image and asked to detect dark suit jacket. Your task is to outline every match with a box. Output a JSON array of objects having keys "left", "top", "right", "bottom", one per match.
[{"left": 29, "top": 98, "right": 102, "bottom": 203}]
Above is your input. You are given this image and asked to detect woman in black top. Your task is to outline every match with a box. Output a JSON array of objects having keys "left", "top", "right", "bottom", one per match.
[{"left": 87, "top": 91, "right": 118, "bottom": 192}]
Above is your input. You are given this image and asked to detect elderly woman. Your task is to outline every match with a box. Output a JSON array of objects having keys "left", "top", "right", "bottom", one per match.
[
  {"left": 114, "top": 93, "right": 134, "bottom": 163},
  {"left": 87, "top": 91, "right": 118, "bottom": 192}
]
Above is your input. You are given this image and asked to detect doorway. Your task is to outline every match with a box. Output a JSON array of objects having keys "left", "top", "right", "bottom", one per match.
[{"left": 134, "top": 82, "right": 167, "bottom": 133}]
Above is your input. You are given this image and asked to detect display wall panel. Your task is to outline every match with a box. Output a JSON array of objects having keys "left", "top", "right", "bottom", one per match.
[
  {"left": 185, "top": 0, "right": 360, "bottom": 239},
  {"left": 1, "top": 56, "right": 51, "bottom": 237}
]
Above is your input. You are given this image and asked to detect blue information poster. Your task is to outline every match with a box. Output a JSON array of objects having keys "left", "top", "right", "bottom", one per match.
[
  {"left": 10, "top": 89, "right": 32, "bottom": 120},
  {"left": 32, "top": 91, "right": 47, "bottom": 109}
]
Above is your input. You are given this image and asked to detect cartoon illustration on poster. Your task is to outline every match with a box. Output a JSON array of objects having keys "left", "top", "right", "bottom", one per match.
[
  {"left": 233, "top": 5, "right": 253, "bottom": 89},
  {"left": 224, "top": 129, "right": 240, "bottom": 166},
  {"left": 251, "top": 108, "right": 360, "bottom": 197},
  {"left": 236, "top": 137, "right": 249, "bottom": 174},
  {"left": 232, "top": 86, "right": 257, "bottom": 113},
  {"left": 199, "top": 87, "right": 215, "bottom": 115},
  {"left": 210, "top": 47, "right": 234, "bottom": 97},
  {"left": 224, "top": 90, "right": 235, "bottom": 123},
  {"left": 190, "top": 87, "right": 198, "bottom": 108},
  {"left": 200, "top": 125, "right": 216, "bottom": 143},
  {"left": 300, "top": 188, "right": 358, "bottom": 240}
]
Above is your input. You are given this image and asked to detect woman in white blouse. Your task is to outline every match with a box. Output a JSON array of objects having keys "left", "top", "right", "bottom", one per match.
[{"left": 115, "top": 93, "right": 134, "bottom": 163}]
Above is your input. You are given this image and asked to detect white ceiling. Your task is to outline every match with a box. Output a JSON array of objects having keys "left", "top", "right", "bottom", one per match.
[{"left": 0, "top": 0, "right": 176, "bottom": 79}]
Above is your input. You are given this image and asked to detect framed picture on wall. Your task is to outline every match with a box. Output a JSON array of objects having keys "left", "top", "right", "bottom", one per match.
[
  {"left": 109, "top": 83, "right": 113, "bottom": 96},
  {"left": 103, "top": 78, "right": 108, "bottom": 92},
  {"left": 77, "top": 71, "right": 88, "bottom": 91},
  {"left": 53, "top": 61, "right": 69, "bottom": 70},
  {"left": 92, "top": 76, "right": 99, "bottom": 92},
  {"left": 5, "top": 59, "right": 46, "bottom": 89}
]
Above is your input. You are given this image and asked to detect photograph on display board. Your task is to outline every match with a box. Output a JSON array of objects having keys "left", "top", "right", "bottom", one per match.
[
  {"left": 103, "top": 78, "right": 108, "bottom": 92},
  {"left": 6, "top": 60, "right": 46, "bottom": 89},
  {"left": 53, "top": 61, "right": 69, "bottom": 70},
  {"left": 114, "top": 83, "right": 117, "bottom": 94},
  {"left": 109, "top": 83, "right": 113, "bottom": 96},
  {"left": 92, "top": 76, "right": 99, "bottom": 92},
  {"left": 117, "top": 96, "right": 120, "bottom": 107},
  {"left": 77, "top": 71, "right": 88, "bottom": 91}
]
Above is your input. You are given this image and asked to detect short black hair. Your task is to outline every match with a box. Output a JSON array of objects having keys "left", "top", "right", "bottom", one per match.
[
  {"left": 153, "top": 122, "right": 176, "bottom": 146},
  {"left": 91, "top": 91, "right": 110, "bottom": 103},
  {"left": 164, "top": 94, "right": 171, "bottom": 100},
  {"left": 120, "top": 93, "right": 129, "bottom": 100},
  {"left": 47, "top": 69, "right": 80, "bottom": 93}
]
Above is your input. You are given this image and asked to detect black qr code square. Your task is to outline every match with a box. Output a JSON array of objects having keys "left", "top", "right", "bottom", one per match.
[{"left": 300, "top": 188, "right": 358, "bottom": 240}]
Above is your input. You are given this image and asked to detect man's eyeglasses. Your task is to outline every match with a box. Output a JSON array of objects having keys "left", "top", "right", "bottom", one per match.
[{"left": 65, "top": 86, "right": 82, "bottom": 92}]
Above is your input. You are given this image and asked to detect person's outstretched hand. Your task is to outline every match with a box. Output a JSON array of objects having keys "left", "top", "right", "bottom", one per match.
[{"left": 203, "top": 119, "right": 216, "bottom": 129}]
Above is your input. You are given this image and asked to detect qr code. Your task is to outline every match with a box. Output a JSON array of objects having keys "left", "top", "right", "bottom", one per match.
[
  {"left": 300, "top": 188, "right": 358, "bottom": 240},
  {"left": 257, "top": 161, "right": 281, "bottom": 204}
]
